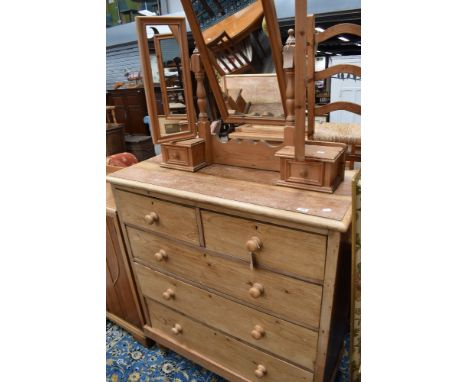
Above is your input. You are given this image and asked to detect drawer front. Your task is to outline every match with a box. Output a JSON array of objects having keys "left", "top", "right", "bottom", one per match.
[
  {"left": 128, "top": 227, "right": 322, "bottom": 328},
  {"left": 163, "top": 145, "right": 190, "bottom": 166},
  {"left": 134, "top": 262, "right": 318, "bottom": 370},
  {"left": 114, "top": 189, "right": 199, "bottom": 244},
  {"left": 287, "top": 160, "right": 324, "bottom": 186},
  {"left": 146, "top": 299, "right": 314, "bottom": 382},
  {"left": 202, "top": 211, "right": 327, "bottom": 281}
]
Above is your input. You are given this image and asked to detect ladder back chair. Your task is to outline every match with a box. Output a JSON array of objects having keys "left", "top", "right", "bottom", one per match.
[
  {"left": 207, "top": 31, "right": 254, "bottom": 75},
  {"left": 306, "top": 16, "right": 361, "bottom": 168}
]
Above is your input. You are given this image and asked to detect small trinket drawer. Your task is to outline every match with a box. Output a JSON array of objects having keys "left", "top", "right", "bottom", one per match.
[{"left": 111, "top": 180, "right": 349, "bottom": 382}]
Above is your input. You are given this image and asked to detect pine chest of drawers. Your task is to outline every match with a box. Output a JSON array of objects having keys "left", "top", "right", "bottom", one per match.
[{"left": 108, "top": 156, "right": 354, "bottom": 382}]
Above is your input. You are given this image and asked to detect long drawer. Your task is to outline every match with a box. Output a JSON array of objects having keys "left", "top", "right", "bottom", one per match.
[
  {"left": 134, "top": 262, "right": 318, "bottom": 370},
  {"left": 202, "top": 210, "right": 327, "bottom": 281},
  {"left": 146, "top": 299, "right": 314, "bottom": 382},
  {"left": 128, "top": 227, "right": 322, "bottom": 328},
  {"left": 113, "top": 189, "right": 199, "bottom": 244}
]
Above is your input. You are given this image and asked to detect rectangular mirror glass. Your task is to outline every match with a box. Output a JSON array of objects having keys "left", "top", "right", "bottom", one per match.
[
  {"left": 136, "top": 16, "right": 197, "bottom": 143},
  {"left": 181, "top": 0, "right": 287, "bottom": 125},
  {"left": 154, "top": 33, "right": 188, "bottom": 118}
]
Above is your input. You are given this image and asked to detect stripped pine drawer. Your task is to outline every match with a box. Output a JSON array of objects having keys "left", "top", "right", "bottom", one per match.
[
  {"left": 134, "top": 262, "right": 318, "bottom": 370},
  {"left": 201, "top": 210, "right": 327, "bottom": 281},
  {"left": 113, "top": 189, "right": 199, "bottom": 244},
  {"left": 128, "top": 227, "right": 322, "bottom": 328},
  {"left": 145, "top": 299, "right": 314, "bottom": 382}
]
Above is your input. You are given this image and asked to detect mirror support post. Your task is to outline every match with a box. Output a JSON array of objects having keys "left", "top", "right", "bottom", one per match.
[
  {"left": 191, "top": 46, "right": 212, "bottom": 164},
  {"left": 306, "top": 15, "right": 316, "bottom": 140},
  {"left": 282, "top": 29, "right": 295, "bottom": 146},
  {"left": 294, "top": 0, "right": 307, "bottom": 161},
  {"left": 275, "top": 7, "right": 346, "bottom": 193}
]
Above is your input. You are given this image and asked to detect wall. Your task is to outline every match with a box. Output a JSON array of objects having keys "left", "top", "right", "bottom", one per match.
[
  {"left": 106, "top": 43, "right": 141, "bottom": 90},
  {"left": 166, "top": 0, "right": 184, "bottom": 13}
]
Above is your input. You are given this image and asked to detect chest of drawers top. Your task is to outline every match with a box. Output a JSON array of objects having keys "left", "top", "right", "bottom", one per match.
[{"left": 107, "top": 156, "right": 355, "bottom": 234}]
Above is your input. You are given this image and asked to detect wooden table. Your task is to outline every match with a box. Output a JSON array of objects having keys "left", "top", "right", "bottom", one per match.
[{"left": 202, "top": 0, "right": 264, "bottom": 44}]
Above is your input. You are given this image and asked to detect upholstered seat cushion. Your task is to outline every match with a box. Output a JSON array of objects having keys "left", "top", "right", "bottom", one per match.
[{"left": 107, "top": 152, "right": 138, "bottom": 168}]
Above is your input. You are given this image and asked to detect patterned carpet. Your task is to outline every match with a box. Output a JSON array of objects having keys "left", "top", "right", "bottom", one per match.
[
  {"left": 106, "top": 320, "right": 227, "bottom": 382},
  {"left": 106, "top": 320, "right": 349, "bottom": 382}
]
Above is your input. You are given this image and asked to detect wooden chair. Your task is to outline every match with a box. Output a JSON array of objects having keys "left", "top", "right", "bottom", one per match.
[
  {"left": 306, "top": 17, "right": 361, "bottom": 168},
  {"left": 207, "top": 31, "right": 254, "bottom": 75},
  {"left": 106, "top": 106, "right": 126, "bottom": 156},
  {"left": 106, "top": 105, "right": 118, "bottom": 124}
]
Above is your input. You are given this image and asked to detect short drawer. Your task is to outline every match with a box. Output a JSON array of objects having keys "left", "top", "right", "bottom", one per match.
[
  {"left": 286, "top": 160, "right": 324, "bottom": 186},
  {"left": 146, "top": 299, "right": 314, "bottom": 382},
  {"left": 128, "top": 227, "right": 322, "bottom": 328},
  {"left": 162, "top": 145, "right": 190, "bottom": 166},
  {"left": 113, "top": 189, "right": 199, "bottom": 244},
  {"left": 201, "top": 211, "right": 327, "bottom": 281},
  {"left": 134, "top": 262, "right": 318, "bottom": 370}
]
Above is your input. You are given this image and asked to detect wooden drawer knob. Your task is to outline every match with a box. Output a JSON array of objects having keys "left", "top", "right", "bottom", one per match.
[
  {"left": 249, "top": 283, "right": 264, "bottom": 298},
  {"left": 154, "top": 249, "right": 167, "bottom": 261},
  {"left": 246, "top": 236, "right": 262, "bottom": 252},
  {"left": 173, "top": 152, "right": 180, "bottom": 160},
  {"left": 254, "top": 364, "right": 267, "bottom": 378},
  {"left": 171, "top": 323, "right": 182, "bottom": 335},
  {"left": 144, "top": 211, "right": 159, "bottom": 224},
  {"left": 162, "top": 288, "right": 175, "bottom": 300},
  {"left": 251, "top": 325, "right": 265, "bottom": 340}
]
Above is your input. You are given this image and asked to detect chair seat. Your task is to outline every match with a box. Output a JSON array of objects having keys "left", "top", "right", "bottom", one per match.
[{"left": 313, "top": 122, "right": 361, "bottom": 145}]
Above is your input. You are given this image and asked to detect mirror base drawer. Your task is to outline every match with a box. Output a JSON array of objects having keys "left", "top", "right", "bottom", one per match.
[{"left": 161, "top": 138, "right": 207, "bottom": 172}]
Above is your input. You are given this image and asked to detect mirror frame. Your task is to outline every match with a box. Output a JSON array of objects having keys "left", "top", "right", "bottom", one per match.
[
  {"left": 181, "top": 0, "right": 287, "bottom": 126},
  {"left": 136, "top": 16, "right": 197, "bottom": 143}
]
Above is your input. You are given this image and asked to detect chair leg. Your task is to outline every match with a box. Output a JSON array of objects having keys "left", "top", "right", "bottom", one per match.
[{"left": 349, "top": 144, "right": 356, "bottom": 170}]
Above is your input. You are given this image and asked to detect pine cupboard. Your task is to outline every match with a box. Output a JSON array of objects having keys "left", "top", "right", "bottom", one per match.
[{"left": 106, "top": 177, "right": 152, "bottom": 346}]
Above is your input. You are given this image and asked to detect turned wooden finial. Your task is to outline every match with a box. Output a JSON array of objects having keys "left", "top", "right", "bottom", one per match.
[
  {"left": 190, "top": 45, "right": 207, "bottom": 121},
  {"left": 283, "top": 29, "right": 296, "bottom": 134},
  {"left": 286, "top": 29, "right": 295, "bottom": 44},
  {"left": 283, "top": 29, "right": 296, "bottom": 67},
  {"left": 293, "top": 0, "right": 307, "bottom": 161},
  {"left": 190, "top": 44, "right": 212, "bottom": 164}
]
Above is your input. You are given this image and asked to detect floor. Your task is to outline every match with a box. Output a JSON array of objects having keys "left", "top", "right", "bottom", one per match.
[
  {"left": 106, "top": 320, "right": 226, "bottom": 382},
  {"left": 106, "top": 320, "right": 349, "bottom": 382}
]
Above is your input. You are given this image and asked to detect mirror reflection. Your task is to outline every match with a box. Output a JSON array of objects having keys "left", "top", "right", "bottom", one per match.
[
  {"left": 154, "top": 34, "right": 188, "bottom": 117},
  {"left": 189, "top": 0, "right": 285, "bottom": 118}
]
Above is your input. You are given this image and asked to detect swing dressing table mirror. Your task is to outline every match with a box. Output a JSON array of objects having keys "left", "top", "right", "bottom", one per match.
[
  {"left": 136, "top": 17, "right": 197, "bottom": 143},
  {"left": 136, "top": 16, "right": 207, "bottom": 171}
]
